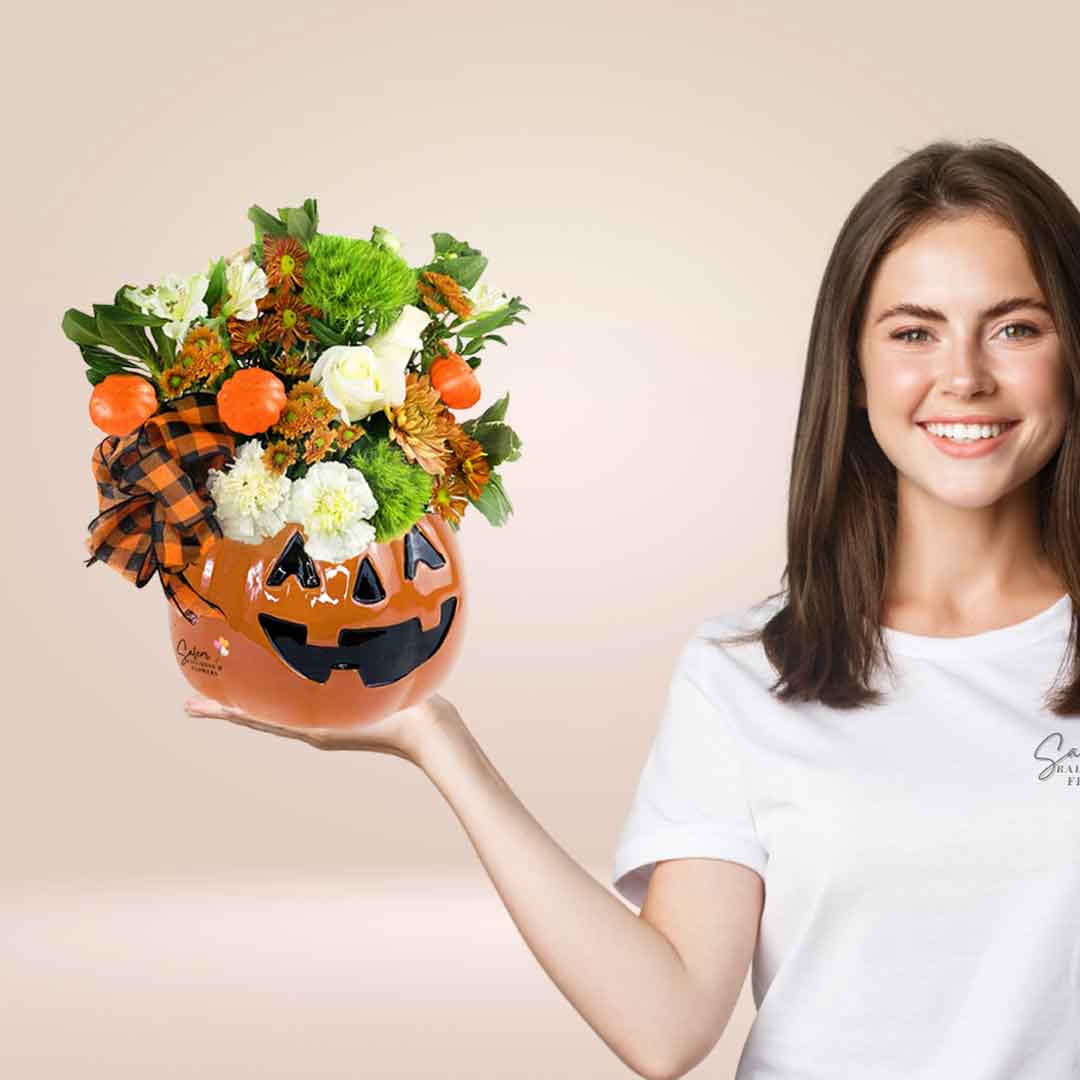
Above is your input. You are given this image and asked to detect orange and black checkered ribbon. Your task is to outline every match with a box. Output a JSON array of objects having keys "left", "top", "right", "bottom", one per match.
[{"left": 84, "top": 392, "right": 237, "bottom": 625}]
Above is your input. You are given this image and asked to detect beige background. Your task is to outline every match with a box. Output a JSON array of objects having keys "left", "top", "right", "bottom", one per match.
[{"left": 6, "top": 0, "right": 1079, "bottom": 1076}]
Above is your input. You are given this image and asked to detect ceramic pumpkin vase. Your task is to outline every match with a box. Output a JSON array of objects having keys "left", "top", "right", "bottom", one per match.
[{"left": 167, "top": 512, "right": 466, "bottom": 730}]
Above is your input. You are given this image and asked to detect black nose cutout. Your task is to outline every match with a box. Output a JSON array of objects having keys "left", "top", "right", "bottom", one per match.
[
  {"left": 352, "top": 556, "right": 386, "bottom": 604},
  {"left": 404, "top": 524, "right": 445, "bottom": 580},
  {"left": 266, "top": 530, "right": 321, "bottom": 589}
]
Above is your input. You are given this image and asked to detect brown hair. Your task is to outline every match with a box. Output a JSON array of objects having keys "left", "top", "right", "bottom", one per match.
[{"left": 721, "top": 138, "right": 1080, "bottom": 713}]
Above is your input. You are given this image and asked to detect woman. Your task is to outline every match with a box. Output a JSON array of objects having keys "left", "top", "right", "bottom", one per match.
[{"left": 185, "top": 139, "right": 1080, "bottom": 1079}]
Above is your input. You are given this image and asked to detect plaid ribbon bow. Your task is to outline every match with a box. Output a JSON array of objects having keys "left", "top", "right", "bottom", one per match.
[{"left": 84, "top": 392, "right": 237, "bottom": 625}]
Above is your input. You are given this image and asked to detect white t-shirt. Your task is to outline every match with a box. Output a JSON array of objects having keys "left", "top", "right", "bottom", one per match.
[{"left": 612, "top": 592, "right": 1080, "bottom": 1078}]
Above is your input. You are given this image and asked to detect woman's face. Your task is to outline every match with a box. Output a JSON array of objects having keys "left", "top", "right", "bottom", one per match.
[{"left": 856, "top": 212, "right": 1069, "bottom": 510}]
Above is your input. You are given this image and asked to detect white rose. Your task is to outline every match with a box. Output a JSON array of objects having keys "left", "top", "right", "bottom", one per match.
[{"left": 310, "top": 304, "right": 431, "bottom": 424}]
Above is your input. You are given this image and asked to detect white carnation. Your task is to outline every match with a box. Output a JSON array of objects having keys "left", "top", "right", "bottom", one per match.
[
  {"left": 206, "top": 439, "right": 293, "bottom": 544},
  {"left": 284, "top": 460, "right": 379, "bottom": 563}
]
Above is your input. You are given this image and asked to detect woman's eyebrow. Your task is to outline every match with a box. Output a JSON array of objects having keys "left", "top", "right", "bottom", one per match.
[{"left": 874, "top": 296, "right": 1051, "bottom": 325}]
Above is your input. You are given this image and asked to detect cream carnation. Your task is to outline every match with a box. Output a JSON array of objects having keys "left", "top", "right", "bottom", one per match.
[
  {"left": 284, "top": 460, "right": 379, "bottom": 562},
  {"left": 206, "top": 439, "right": 293, "bottom": 544}
]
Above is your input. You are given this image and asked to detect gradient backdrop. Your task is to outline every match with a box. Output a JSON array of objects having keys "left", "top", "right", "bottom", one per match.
[{"left": 6, "top": 0, "right": 1079, "bottom": 1075}]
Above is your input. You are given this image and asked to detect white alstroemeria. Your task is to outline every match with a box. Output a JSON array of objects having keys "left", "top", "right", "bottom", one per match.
[
  {"left": 205, "top": 439, "right": 292, "bottom": 544},
  {"left": 310, "top": 304, "right": 431, "bottom": 424},
  {"left": 125, "top": 270, "right": 210, "bottom": 341},
  {"left": 284, "top": 461, "right": 378, "bottom": 562},
  {"left": 464, "top": 281, "right": 510, "bottom": 320},
  {"left": 371, "top": 225, "right": 402, "bottom": 254},
  {"left": 219, "top": 255, "right": 269, "bottom": 321}
]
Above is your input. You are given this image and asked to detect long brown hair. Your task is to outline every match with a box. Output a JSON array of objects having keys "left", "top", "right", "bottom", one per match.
[{"left": 721, "top": 138, "right": 1080, "bottom": 713}]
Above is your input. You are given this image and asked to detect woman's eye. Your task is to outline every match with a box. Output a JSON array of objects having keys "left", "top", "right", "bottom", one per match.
[
  {"left": 891, "top": 322, "right": 1040, "bottom": 345},
  {"left": 892, "top": 327, "right": 931, "bottom": 344},
  {"left": 1000, "top": 322, "right": 1038, "bottom": 340}
]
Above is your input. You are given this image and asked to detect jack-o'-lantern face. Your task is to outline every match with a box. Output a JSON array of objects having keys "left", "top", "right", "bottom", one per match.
[
  {"left": 256, "top": 521, "right": 458, "bottom": 686},
  {"left": 169, "top": 511, "right": 466, "bottom": 729},
  {"left": 195, "top": 514, "right": 463, "bottom": 688}
]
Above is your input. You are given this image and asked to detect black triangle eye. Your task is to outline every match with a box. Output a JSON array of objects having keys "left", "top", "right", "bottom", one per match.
[
  {"left": 352, "top": 556, "right": 386, "bottom": 604},
  {"left": 404, "top": 524, "right": 445, "bottom": 580},
  {"left": 266, "top": 530, "right": 321, "bottom": 589}
]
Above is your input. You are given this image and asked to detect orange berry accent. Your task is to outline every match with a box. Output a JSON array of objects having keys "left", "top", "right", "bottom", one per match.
[
  {"left": 88, "top": 373, "right": 159, "bottom": 436},
  {"left": 216, "top": 368, "right": 288, "bottom": 435}
]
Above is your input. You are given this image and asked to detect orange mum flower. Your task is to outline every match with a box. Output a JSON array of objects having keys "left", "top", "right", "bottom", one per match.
[
  {"left": 262, "top": 439, "right": 298, "bottom": 475},
  {"left": 269, "top": 351, "right": 315, "bottom": 380},
  {"left": 417, "top": 270, "right": 474, "bottom": 319},
  {"left": 262, "top": 235, "right": 308, "bottom": 293},
  {"left": 178, "top": 325, "right": 230, "bottom": 382},
  {"left": 301, "top": 424, "right": 336, "bottom": 465},
  {"left": 160, "top": 363, "right": 195, "bottom": 398},
  {"left": 385, "top": 371, "right": 456, "bottom": 475},
  {"left": 331, "top": 422, "right": 365, "bottom": 453},
  {"left": 262, "top": 287, "right": 320, "bottom": 351},
  {"left": 430, "top": 472, "right": 470, "bottom": 527},
  {"left": 446, "top": 427, "right": 491, "bottom": 500},
  {"left": 226, "top": 313, "right": 264, "bottom": 355}
]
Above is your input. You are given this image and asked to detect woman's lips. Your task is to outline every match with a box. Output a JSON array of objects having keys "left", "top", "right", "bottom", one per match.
[{"left": 917, "top": 419, "right": 1020, "bottom": 458}]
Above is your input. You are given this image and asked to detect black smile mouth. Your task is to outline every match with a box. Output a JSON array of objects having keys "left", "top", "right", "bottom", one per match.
[{"left": 257, "top": 596, "right": 458, "bottom": 686}]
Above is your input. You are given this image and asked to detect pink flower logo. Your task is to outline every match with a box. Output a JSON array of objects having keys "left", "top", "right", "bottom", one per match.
[{"left": 213, "top": 636, "right": 230, "bottom": 657}]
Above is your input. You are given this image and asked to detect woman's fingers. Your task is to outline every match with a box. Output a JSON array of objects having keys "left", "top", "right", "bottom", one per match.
[{"left": 183, "top": 696, "right": 324, "bottom": 746}]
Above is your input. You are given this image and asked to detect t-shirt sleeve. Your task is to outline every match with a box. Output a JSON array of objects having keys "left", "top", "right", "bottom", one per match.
[{"left": 610, "top": 632, "right": 769, "bottom": 909}]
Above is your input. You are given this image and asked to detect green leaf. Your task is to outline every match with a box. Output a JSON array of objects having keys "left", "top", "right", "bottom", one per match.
[
  {"left": 80, "top": 343, "right": 155, "bottom": 385},
  {"left": 92, "top": 302, "right": 166, "bottom": 328},
  {"left": 203, "top": 256, "right": 227, "bottom": 312},
  {"left": 463, "top": 391, "right": 510, "bottom": 426},
  {"left": 281, "top": 206, "right": 313, "bottom": 243},
  {"left": 459, "top": 337, "right": 485, "bottom": 356},
  {"left": 308, "top": 316, "right": 348, "bottom": 347},
  {"left": 93, "top": 304, "right": 154, "bottom": 361},
  {"left": 457, "top": 296, "right": 529, "bottom": 339},
  {"left": 426, "top": 253, "right": 487, "bottom": 291},
  {"left": 249, "top": 204, "right": 286, "bottom": 236},
  {"left": 467, "top": 421, "right": 521, "bottom": 467},
  {"left": 62, "top": 308, "right": 105, "bottom": 347},
  {"left": 431, "top": 232, "right": 482, "bottom": 259},
  {"left": 469, "top": 470, "right": 513, "bottom": 526},
  {"left": 150, "top": 324, "right": 176, "bottom": 368}
]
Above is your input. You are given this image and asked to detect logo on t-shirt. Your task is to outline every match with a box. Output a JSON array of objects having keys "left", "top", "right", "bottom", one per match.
[{"left": 1033, "top": 732, "right": 1079, "bottom": 786}]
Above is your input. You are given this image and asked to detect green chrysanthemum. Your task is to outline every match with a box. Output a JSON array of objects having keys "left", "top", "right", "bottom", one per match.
[
  {"left": 301, "top": 233, "right": 418, "bottom": 337},
  {"left": 347, "top": 436, "right": 433, "bottom": 543}
]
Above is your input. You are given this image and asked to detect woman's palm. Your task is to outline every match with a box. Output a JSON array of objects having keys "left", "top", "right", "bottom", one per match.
[{"left": 182, "top": 691, "right": 458, "bottom": 762}]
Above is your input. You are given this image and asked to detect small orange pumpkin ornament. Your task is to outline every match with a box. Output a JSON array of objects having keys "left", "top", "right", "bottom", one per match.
[
  {"left": 217, "top": 368, "right": 287, "bottom": 434},
  {"left": 89, "top": 373, "right": 159, "bottom": 435},
  {"left": 167, "top": 514, "right": 467, "bottom": 729},
  {"left": 429, "top": 352, "right": 481, "bottom": 409}
]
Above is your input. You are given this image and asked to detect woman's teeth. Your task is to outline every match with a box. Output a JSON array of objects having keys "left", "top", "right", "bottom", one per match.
[{"left": 922, "top": 421, "right": 1013, "bottom": 442}]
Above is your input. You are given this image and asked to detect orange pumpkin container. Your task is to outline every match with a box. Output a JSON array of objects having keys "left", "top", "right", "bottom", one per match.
[{"left": 167, "top": 513, "right": 467, "bottom": 730}]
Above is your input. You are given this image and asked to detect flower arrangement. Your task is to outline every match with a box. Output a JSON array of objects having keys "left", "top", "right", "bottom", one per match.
[{"left": 65, "top": 198, "right": 527, "bottom": 619}]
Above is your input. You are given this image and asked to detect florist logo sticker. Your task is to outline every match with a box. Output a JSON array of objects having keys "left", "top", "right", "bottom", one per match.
[
  {"left": 176, "top": 637, "right": 224, "bottom": 677},
  {"left": 1033, "top": 732, "right": 1080, "bottom": 787}
]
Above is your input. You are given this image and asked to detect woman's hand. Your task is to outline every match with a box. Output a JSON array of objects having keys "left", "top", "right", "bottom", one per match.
[{"left": 182, "top": 691, "right": 462, "bottom": 764}]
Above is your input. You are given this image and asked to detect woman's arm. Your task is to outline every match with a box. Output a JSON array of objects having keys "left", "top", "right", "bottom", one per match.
[{"left": 413, "top": 711, "right": 719, "bottom": 1080}]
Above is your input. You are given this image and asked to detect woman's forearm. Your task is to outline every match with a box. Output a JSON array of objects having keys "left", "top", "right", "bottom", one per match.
[{"left": 412, "top": 712, "right": 698, "bottom": 1080}]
